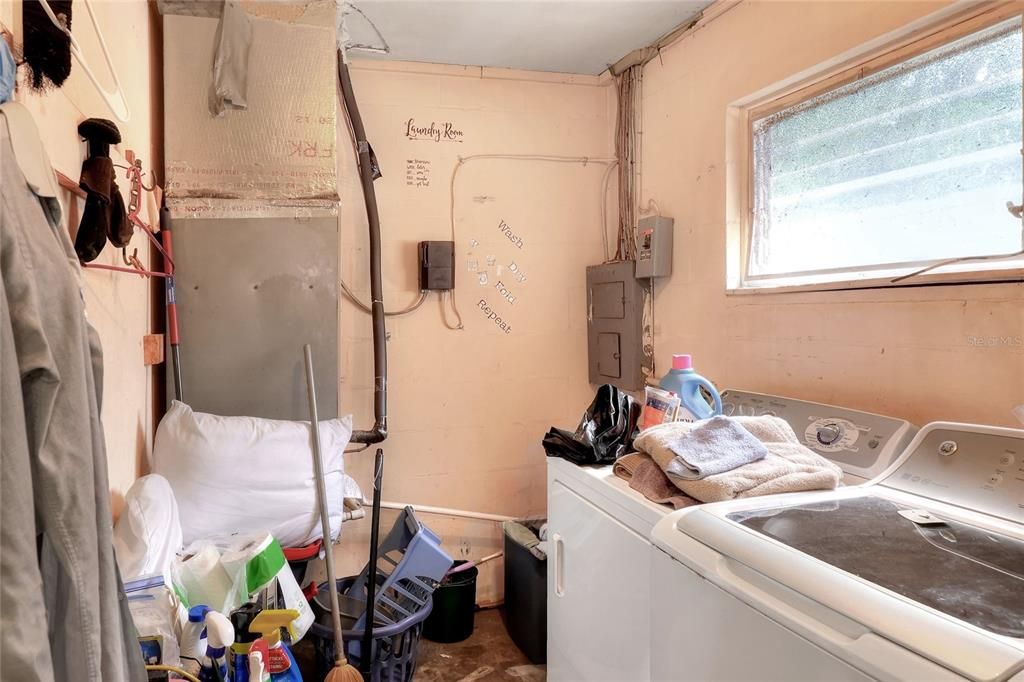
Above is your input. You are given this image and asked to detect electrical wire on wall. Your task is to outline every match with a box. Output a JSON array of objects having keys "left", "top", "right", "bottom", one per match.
[
  {"left": 615, "top": 65, "right": 644, "bottom": 261},
  {"left": 600, "top": 160, "right": 619, "bottom": 262},
  {"left": 439, "top": 290, "right": 463, "bottom": 330},
  {"left": 340, "top": 281, "right": 428, "bottom": 317},
  {"left": 448, "top": 153, "right": 619, "bottom": 328},
  {"left": 640, "top": 199, "right": 661, "bottom": 381}
]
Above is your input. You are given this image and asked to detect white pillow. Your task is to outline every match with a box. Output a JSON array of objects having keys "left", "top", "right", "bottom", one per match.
[{"left": 152, "top": 401, "right": 352, "bottom": 547}]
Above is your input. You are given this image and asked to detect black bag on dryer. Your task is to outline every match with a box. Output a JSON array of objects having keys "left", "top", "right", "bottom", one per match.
[{"left": 542, "top": 384, "right": 641, "bottom": 465}]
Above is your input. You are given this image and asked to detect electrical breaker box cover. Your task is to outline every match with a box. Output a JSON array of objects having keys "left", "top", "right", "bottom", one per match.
[
  {"left": 419, "top": 241, "right": 455, "bottom": 290},
  {"left": 586, "top": 262, "right": 647, "bottom": 391}
]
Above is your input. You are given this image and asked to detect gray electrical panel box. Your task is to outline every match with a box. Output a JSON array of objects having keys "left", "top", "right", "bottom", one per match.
[
  {"left": 635, "top": 215, "right": 673, "bottom": 278},
  {"left": 587, "top": 261, "right": 646, "bottom": 390},
  {"left": 168, "top": 216, "right": 339, "bottom": 420}
]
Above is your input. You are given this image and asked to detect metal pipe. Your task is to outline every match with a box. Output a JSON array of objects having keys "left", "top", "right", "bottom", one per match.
[
  {"left": 362, "top": 500, "right": 516, "bottom": 523},
  {"left": 338, "top": 53, "right": 387, "bottom": 445}
]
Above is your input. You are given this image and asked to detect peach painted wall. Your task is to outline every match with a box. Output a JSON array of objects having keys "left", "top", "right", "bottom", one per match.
[
  {"left": 336, "top": 60, "right": 615, "bottom": 602},
  {"left": 641, "top": 1, "right": 1024, "bottom": 428},
  {"left": 1, "top": 0, "right": 161, "bottom": 505}
]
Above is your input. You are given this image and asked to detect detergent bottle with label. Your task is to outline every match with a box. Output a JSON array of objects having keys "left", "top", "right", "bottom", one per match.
[
  {"left": 179, "top": 605, "right": 211, "bottom": 679},
  {"left": 659, "top": 354, "right": 722, "bottom": 421},
  {"left": 247, "top": 609, "right": 302, "bottom": 682}
]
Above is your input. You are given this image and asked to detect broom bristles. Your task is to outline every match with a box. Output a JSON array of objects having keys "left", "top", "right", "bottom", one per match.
[{"left": 326, "top": 658, "right": 363, "bottom": 682}]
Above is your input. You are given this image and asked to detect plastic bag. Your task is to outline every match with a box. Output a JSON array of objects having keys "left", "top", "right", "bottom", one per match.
[
  {"left": 113, "top": 475, "right": 183, "bottom": 584},
  {"left": 172, "top": 533, "right": 314, "bottom": 641},
  {"left": 542, "top": 384, "right": 641, "bottom": 464},
  {"left": 125, "top": 574, "right": 186, "bottom": 669}
]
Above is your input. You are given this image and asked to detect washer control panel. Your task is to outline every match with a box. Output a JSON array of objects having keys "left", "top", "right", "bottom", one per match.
[
  {"left": 804, "top": 418, "right": 861, "bottom": 453},
  {"left": 883, "top": 423, "right": 1024, "bottom": 522},
  {"left": 721, "top": 390, "right": 917, "bottom": 480}
]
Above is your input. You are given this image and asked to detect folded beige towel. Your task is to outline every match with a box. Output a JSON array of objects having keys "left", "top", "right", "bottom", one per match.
[
  {"left": 613, "top": 453, "right": 700, "bottom": 510},
  {"left": 633, "top": 416, "right": 843, "bottom": 503}
]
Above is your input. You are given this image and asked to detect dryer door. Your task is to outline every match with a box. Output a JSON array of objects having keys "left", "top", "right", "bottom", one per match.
[{"left": 548, "top": 479, "right": 651, "bottom": 681}]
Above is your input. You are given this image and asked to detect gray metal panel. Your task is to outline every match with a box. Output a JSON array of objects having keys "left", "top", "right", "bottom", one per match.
[
  {"left": 635, "top": 215, "right": 674, "bottom": 279},
  {"left": 597, "top": 333, "right": 621, "bottom": 378},
  {"left": 168, "top": 216, "right": 338, "bottom": 420},
  {"left": 587, "top": 261, "right": 645, "bottom": 390},
  {"left": 592, "top": 281, "right": 625, "bottom": 319}
]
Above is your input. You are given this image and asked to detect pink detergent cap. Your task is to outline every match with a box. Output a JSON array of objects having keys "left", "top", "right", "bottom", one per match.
[{"left": 672, "top": 354, "right": 693, "bottom": 370}]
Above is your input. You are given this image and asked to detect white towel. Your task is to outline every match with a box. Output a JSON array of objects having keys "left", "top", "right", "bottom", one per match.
[
  {"left": 661, "top": 416, "right": 768, "bottom": 479},
  {"left": 634, "top": 416, "right": 843, "bottom": 503}
]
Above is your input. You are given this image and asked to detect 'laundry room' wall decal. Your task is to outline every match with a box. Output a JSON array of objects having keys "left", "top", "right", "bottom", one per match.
[{"left": 405, "top": 118, "right": 465, "bottom": 142}]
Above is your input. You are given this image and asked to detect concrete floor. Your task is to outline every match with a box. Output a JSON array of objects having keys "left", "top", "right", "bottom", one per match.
[{"left": 415, "top": 608, "right": 546, "bottom": 682}]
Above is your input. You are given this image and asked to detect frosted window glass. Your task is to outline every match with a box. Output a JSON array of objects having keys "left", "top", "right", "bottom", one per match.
[{"left": 751, "top": 19, "right": 1023, "bottom": 279}]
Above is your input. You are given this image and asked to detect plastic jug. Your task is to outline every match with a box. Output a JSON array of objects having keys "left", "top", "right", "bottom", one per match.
[
  {"left": 179, "top": 605, "right": 211, "bottom": 679},
  {"left": 658, "top": 354, "right": 722, "bottom": 421}
]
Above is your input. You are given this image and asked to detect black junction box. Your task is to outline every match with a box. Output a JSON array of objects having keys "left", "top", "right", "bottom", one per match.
[{"left": 418, "top": 240, "right": 455, "bottom": 291}]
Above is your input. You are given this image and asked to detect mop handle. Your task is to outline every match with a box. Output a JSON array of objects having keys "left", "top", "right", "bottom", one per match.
[
  {"left": 303, "top": 344, "right": 345, "bottom": 660},
  {"left": 363, "top": 449, "right": 384, "bottom": 673}
]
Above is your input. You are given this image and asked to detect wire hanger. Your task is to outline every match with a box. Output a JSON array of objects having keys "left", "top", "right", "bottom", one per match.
[
  {"left": 37, "top": 0, "right": 131, "bottom": 122},
  {"left": 75, "top": 150, "right": 172, "bottom": 279},
  {"left": 120, "top": 150, "right": 174, "bottom": 270}
]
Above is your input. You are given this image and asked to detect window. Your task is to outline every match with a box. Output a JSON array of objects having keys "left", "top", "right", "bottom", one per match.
[{"left": 740, "top": 14, "right": 1024, "bottom": 290}]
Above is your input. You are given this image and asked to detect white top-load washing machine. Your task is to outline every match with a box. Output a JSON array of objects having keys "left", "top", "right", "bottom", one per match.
[
  {"left": 547, "top": 390, "right": 917, "bottom": 681},
  {"left": 650, "top": 422, "right": 1024, "bottom": 682}
]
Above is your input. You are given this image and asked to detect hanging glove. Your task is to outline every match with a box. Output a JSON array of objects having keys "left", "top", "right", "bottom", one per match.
[{"left": 74, "top": 118, "right": 130, "bottom": 262}]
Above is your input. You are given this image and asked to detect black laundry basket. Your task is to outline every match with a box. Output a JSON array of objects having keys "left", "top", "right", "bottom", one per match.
[
  {"left": 503, "top": 519, "right": 547, "bottom": 664},
  {"left": 310, "top": 577, "right": 433, "bottom": 682}
]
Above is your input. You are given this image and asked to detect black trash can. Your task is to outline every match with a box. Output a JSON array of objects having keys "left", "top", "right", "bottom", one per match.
[
  {"left": 423, "top": 561, "right": 478, "bottom": 643},
  {"left": 503, "top": 519, "right": 546, "bottom": 664}
]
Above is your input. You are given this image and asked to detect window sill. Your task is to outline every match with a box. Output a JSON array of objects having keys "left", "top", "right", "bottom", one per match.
[{"left": 728, "top": 261, "right": 1024, "bottom": 295}]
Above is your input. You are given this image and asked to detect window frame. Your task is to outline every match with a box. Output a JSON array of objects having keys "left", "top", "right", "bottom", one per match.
[{"left": 729, "top": 2, "right": 1024, "bottom": 294}]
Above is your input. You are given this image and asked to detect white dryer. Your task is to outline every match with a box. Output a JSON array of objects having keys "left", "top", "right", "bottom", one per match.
[
  {"left": 650, "top": 422, "right": 1024, "bottom": 681},
  {"left": 547, "top": 390, "right": 916, "bottom": 682}
]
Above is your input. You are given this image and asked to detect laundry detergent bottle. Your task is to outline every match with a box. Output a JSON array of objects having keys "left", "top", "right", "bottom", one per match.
[{"left": 659, "top": 354, "right": 722, "bottom": 421}]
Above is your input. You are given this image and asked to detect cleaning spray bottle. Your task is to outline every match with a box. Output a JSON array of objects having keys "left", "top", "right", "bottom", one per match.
[
  {"left": 247, "top": 639, "right": 271, "bottom": 682},
  {"left": 248, "top": 609, "right": 302, "bottom": 682},
  {"left": 201, "top": 610, "right": 234, "bottom": 681},
  {"left": 180, "top": 605, "right": 211, "bottom": 678},
  {"left": 659, "top": 354, "right": 723, "bottom": 421}
]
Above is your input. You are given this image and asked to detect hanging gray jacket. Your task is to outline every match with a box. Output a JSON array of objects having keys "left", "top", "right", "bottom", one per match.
[{"left": 0, "top": 105, "right": 146, "bottom": 681}]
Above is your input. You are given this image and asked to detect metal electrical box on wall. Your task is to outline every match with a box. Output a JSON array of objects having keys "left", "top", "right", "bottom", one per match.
[
  {"left": 587, "top": 262, "right": 647, "bottom": 391},
  {"left": 419, "top": 241, "right": 455, "bottom": 290},
  {"left": 167, "top": 216, "right": 339, "bottom": 420},
  {"left": 635, "top": 215, "right": 673, "bottom": 278}
]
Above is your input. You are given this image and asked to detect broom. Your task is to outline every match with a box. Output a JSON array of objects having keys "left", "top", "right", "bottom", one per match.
[{"left": 303, "top": 344, "right": 363, "bottom": 682}]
